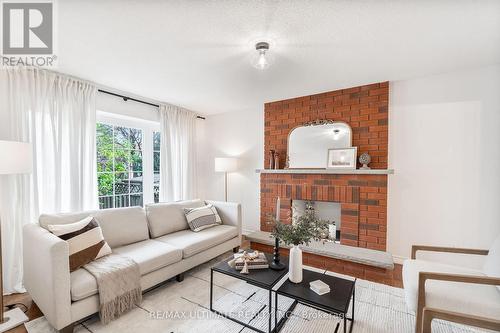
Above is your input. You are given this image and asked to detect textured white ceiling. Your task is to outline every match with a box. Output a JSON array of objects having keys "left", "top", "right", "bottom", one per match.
[{"left": 58, "top": 0, "right": 500, "bottom": 115}]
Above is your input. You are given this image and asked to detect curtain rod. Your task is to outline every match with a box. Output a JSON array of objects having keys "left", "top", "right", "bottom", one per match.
[{"left": 97, "top": 89, "right": 206, "bottom": 120}]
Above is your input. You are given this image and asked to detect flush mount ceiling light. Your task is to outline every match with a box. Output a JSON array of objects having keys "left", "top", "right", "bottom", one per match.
[{"left": 251, "top": 41, "right": 273, "bottom": 70}]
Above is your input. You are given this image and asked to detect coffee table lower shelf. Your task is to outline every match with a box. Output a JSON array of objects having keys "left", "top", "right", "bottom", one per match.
[
  {"left": 274, "top": 269, "right": 356, "bottom": 333},
  {"left": 274, "top": 293, "right": 355, "bottom": 333},
  {"left": 209, "top": 268, "right": 297, "bottom": 333}
]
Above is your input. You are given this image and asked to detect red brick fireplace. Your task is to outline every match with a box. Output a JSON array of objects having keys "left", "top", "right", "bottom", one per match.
[{"left": 260, "top": 82, "right": 389, "bottom": 251}]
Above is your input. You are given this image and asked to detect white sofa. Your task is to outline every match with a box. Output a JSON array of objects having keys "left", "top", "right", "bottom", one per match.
[
  {"left": 403, "top": 234, "right": 500, "bottom": 332},
  {"left": 23, "top": 199, "right": 241, "bottom": 332}
]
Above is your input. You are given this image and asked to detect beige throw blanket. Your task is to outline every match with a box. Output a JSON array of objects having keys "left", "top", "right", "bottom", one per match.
[{"left": 84, "top": 254, "right": 142, "bottom": 324}]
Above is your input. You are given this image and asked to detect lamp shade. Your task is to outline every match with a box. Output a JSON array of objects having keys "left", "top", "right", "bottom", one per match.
[
  {"left": 214, "top": 157, "right": 238, "bottom": 173},
  {"left": 0, "top": 140, "right": 33, "bottom": 175}
]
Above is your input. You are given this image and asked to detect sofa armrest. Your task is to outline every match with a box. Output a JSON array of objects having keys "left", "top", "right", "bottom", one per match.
[
  {"left": 411, "top": 245, "right": 489, "bottom": 260},
  {"left": 206, "top": 200, "right": 242, "bottom": 243},
  {"left": 23, "top": 223, "right": 72, "bottom": 330},
  {"left": 416, "top": 272, "right": 500, "bottom": 333}
]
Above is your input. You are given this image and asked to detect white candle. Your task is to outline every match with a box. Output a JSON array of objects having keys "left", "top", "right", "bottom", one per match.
[
  {"left": 276, "top": 197, "right": 280, "bottom": 222},
  {"left": 329, "top": 224, "right": 336, "bottom": 240}
]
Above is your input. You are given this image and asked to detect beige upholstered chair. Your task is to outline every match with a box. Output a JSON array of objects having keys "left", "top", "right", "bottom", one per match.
[{"left": 403, "top": 234, "right": 500, "bottom": 333}]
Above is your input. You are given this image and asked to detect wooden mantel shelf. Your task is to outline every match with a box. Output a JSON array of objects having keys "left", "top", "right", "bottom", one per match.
[{"left": 256, "top": 168, "right": 394, "bottom": 175}]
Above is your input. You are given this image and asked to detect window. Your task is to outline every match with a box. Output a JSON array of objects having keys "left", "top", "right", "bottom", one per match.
[
  {"left": 153, "top": 131, "right": 161, "bottom": 203},
  {"left": 97, "top": 123, "right": 144, "bottom": 209},
  {"left": 96, "top": 112, "right": 160, "bottom": 209}
]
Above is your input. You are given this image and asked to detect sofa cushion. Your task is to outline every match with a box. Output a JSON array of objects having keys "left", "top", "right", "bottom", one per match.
[
  {"left": 184, "top": 204, "right": 222, "bottom": 232},
  {"left": 71, "top": 268, "right": 98, "bottom": 301},
  {"left": 47, "top": 216, "right": 112, "bottom": 272},
  {"left": 483, "top": 234, "right": 500, "bottom": 291},
  {"left": 70, "top": 239, "right": 182, "bottom": 302},
  {"left": 113, "top": 239, "right": 183, "bottom": 275},
  {"left": 403, "top": 259, "right": 500, "bottom": 319},
  {"left": 145, "top": 199, "right": 205, "bottom": 238},
  {"left": 40, "top": 211, "right": 93, "bottom": 229},
  {"left": 39, "top": 206, "right": 150, "bottom": 248},
  {"left": 155, "top": 224, "right": 238, "bottom": 258}
]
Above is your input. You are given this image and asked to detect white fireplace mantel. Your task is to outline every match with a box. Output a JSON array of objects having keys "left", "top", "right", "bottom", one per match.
[{"left": 256, "top": 168, "right": 394, "bottom": 175}]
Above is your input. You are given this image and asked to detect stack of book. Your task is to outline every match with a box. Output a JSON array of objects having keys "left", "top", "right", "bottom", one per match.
[
  {"left": 310, "top": 280, "right": 331, "bottom": 295},
  {"left": 234, "top": 252, "right": 269, "bottom": 270}
]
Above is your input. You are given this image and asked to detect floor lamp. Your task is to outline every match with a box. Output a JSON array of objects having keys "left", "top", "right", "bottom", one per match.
[
  {"left": 0, "top": 140, "right": 32, "bottom": 332},
  {"left": 214, "top": 157, "right": 238, "bottom": 202}
]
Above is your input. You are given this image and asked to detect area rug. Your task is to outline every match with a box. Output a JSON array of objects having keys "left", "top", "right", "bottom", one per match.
[{"left": 25, "top": 253, "right": 492, "bottom": 333}]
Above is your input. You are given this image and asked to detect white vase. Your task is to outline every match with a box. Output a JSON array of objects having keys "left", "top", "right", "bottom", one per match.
[{"left": 289, "top": 245, "right": 303, "bottom": 283}]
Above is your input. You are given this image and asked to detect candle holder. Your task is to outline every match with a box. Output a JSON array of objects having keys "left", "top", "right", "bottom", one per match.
[{"left": 269, "top": 237, "right": 286, "bottom": 270}]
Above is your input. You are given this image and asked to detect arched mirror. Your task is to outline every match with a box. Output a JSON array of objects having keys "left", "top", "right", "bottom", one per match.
[{"left": 287, "top": 120, "right": 352, "bottom": 169}]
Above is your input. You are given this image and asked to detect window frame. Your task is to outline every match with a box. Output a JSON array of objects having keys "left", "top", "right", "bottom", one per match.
[
  {"left": 153, "top": 130, "right": 161, "bottom": 203},
  {"left": 97, "top": 111, "right": 160, "bottom": 207}
]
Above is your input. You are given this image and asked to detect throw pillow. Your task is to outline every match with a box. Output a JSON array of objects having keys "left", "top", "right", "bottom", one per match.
[
  {"left": 184, "top": 204, "right": 222, "bottom": 232},
  {"left": 48, "top": 216, "right": 112, "bottom": 272}
]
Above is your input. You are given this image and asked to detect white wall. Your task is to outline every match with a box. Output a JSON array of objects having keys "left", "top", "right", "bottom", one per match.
[
  {"left": 198, "top": 65, "right": 500, "bottom": 263},
  {"left": 388, "top": 64, "right": 500, "bottom": 263},
  {"left": 197, "top": 109, "right": 264, "bottom": 233}
]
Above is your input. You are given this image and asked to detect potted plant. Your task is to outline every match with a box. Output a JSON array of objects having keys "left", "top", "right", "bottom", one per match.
[{"left": 269, "top": 210, "right": 329, "bottom": 283}]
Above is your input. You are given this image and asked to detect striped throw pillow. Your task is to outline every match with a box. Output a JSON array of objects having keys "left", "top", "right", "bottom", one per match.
[
  {"left": 48, "top": 216, "right": 112, "bottom": 272},
  {"left": 184, "top": 204, "right": 222, "bottom": 232}
]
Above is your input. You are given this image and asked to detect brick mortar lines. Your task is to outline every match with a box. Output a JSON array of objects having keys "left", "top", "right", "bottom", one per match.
[
  {"left": 261, "top": 82, "right": 389, "bottom": 251},
  {"left": 264, "top": 81, "right": 388, "bottom": 170}
]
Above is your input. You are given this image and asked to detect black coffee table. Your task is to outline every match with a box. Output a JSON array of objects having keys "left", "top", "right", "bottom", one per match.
[
  {"left": 275, "top": 269, "right": 356, "bottom": 333},
  {"left": 210, "top": 253, "right": 295, "bottom": 333}
]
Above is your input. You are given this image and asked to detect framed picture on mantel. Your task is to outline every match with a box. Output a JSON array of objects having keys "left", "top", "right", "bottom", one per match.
[{"left": 327, "top": 147, "right": 357, "bottom": 169}]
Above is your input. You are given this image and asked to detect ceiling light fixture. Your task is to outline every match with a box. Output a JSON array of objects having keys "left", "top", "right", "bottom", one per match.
[{"left": 252, "top": 41, "right": 273, "bottom": 70}]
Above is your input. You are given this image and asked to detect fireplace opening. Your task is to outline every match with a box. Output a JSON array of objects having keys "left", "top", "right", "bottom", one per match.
[{"left": 292, "top": 199, "right": 341, "bottom": 243}]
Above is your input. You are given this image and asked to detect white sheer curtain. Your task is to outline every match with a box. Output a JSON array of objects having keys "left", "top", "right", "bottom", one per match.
[
  {"left": 159, "top": 104, "right": 197, "bottom": 202},
  {"left": 0, "top": 67, "right": 97, "bottom": 293}
]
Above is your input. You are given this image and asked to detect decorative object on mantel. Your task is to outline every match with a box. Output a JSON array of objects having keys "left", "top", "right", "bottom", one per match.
[
  {"left": 269, "top": 197, "right": 286, "bottom": 271},
  {"left": 327, "top": 147, "right": 357, "bottom": 170},
  {"left": 287, "top": 120, "right": 352, "bottom": 169},
  {"left": 269, "top": 209, "right": 329, "bottom": 283},
  {"left": 359, "top": 152, "right": 371, "bottom": 170},
  {"left": 273, "top": 152, "right": 280, "bottom": 169},
  {"left": 268, "top": 149, "right": 275, "bottom": 169},
  {"left": 227, "top": 250, "right": 268, "bottom": 274}
]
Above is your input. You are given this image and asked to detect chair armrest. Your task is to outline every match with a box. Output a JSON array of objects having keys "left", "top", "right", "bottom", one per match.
[
  {"left": 417, "top": 272, "right": 500, "bottom": 332},
  {"left": 411, "top": 245, "right": 488, "bottom": 259},
  {"left": 422, "top": 307, "right": 500, "bottom": 332},
  {"left": 419, "top": 271, "right": 500, "bottom": 286},
  {"left": 206, "top": 200, "right": 242, "bottom": 243},
  {"left": 23, "top": 223, "right": 72, "bottom": 330}
]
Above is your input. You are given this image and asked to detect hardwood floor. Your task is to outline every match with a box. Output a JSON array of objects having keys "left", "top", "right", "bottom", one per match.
[{"left": 4, "top": 238, "right": 403, "bottom": 332}]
